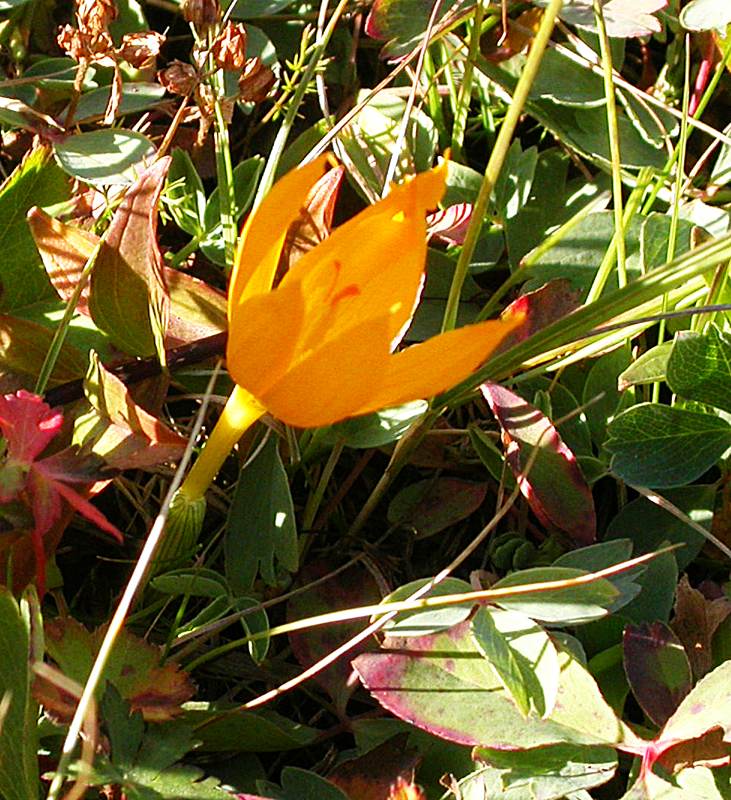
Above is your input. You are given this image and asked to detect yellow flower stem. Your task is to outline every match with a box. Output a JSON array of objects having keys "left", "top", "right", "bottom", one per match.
[{"left": 179, "top": 385, "right": 266, "bottom": 502}]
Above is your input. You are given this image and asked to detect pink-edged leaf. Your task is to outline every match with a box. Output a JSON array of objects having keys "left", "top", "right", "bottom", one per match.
[
  {"left": 427, "top": 203, "right": 472, "bottom": 246},
  {"left": 0, "top": 390, "right": 63, "bottom": 466},
  {"left": 623, "top": 622, "right": 692, "bottom": 728},
  {"left": 539, "top": 0, "right": 668, "bottom": 38},
  {"left": 496, "top": 280, "right": 582, "bottom": 354},
  {"left": 287, "top": 561, "right": 382, "bottom": 714},
  {"left": 481, "top": 383, "right": 596, "bottom": 546},
  {"left": 353, "top": 620, "right": 626, "bottom": 749},
  {"left": 89, "top": 157, "right": 171, "bottom": 357},
  {"left": 75, "top": 352, "right": 187, "bottom": 470},
  {"left": 387, "top": 478, "right": 488, "bottom": 539}
]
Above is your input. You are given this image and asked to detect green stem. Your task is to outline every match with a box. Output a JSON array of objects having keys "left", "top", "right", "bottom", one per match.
[
  {"left": 302, "top": 438, "right": 344, "bottom": 532},
  {"left": 212, "top": 88, "right": 237, "bottom": 271},
  {"left": 451, "top": 1, "right": 486, "bottom": 161},
  {"left": 441, "top": 0, "right": 563, "bottom": 333}
]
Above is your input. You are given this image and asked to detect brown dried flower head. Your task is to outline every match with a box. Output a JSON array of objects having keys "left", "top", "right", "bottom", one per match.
[
  {"left": 238, "top": 57, "right": 275, "bottom": 103},
  {"left": 119, "top": 31, "right": 166, "bottom": 69},
  {"left": 57, "top": 25, "right": 115, "bottom": 66},
  {"left": 212, "top": 22, "right": 248, "bottom": 71},
  {"left": 158, "top": 60, "right": 199, "bottom": 95},
  {"left": 182, "top": 0, "right": 220, "bottom": 28},
  {"left": 76, "top": 0, "right": 117, "bottom": 35}
]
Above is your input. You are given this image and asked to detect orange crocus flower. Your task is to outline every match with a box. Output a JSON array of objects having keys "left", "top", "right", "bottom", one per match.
[{"left": 175, "top": 156, "right": 520, "bottom": 506}]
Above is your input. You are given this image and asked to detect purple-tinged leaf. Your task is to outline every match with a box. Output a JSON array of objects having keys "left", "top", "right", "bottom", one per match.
[
  {"left": 353, "top": 620, "right": 627, "bottom": 749},
  {"left": 287, "top": 561, "right": 382, "bottom": 714},
  {"left": 387, "top": 478, "right": 488, "bottom": 539},
  {"left": 481, "top": 383, "right": 596, "bottom": 546},
  {"left": 623, "top": 622, "right": 692, "bottom": 727}
]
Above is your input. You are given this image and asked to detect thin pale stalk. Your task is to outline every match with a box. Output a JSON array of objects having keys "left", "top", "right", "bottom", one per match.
[
  {"left": 45, "top": 366, "right": 222, "bottom": 800},
  {"left": 302, "top": 438, "right": 345, "bottom": 532},
  {"left": 441, "top": 0, "right": 564, "bottom": 333}
]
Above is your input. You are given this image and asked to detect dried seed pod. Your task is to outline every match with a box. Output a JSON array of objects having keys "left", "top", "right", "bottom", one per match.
[
  {"left": 212, "top": 21, "right": 248, "bottom": 71},
  {"left": 158, "top": 60, "right": 199, "bottom": 95},
  {"left": 119, "top": 31, "right": 165, "bottom": 69},
  {"left": 76, "top": 0, "right": 118, "bottom": 35},
  {"left": 238, "top": 57, "right": 275, "bottom": 103},
  {"left": 182, "top": 0, "right": 220, "bottom": 28}
]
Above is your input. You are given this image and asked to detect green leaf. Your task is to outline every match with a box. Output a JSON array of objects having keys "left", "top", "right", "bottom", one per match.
[
  {"left": 54, "top": 129, "right": 155, "bottom": 186},
  {"left": 225, "top": 435, "right": 298, "bottom": 592},
  {"left": 318, "top": 400, "right": 427, "bottom": 449},
  {"left": 182, "top": 705, "right": 319, "bottom": 752},
  {"left": 473, "top": 743, "right": 617, "bottom": 798},
  {"left": 667, "top": 326, "right": 731, "bottom": 413},
  {"left": 379, "top": 577, "right": 474, "bottom": 637},
  {"left": 581, "top": 344, "right": 632, "bottom": 447},
  {"left": 606, "top": 403, "right": 731, "bottom": 487},
  {"left": 265, "top": 767, "right": 349, "bottom": 800},
  {"left": 0, "top": 145, "right": 70, "bottom": 311},
  {"left": 167, "top": 149, "right": 206, "bottom": 237},
  {"left": 471, "top": 606, "right": 560, "bottom": 718},
  {"left": 73, "top": 83, "right": 166, "bottom": 123},
  {"left": 151, "top": 568, "right": 229, "bottom": 598},
  {"left": 640, "top": 213, "right": 694, "bottom": 272},
  {"left": 0, "top": 588, "right": 39, "bottom": 800},
  {"left": 680, "top": 0, "right": 731, "bottom": 31},
  {"left": 200, "top": 157, "right": 264, "bottom": 265},
  {"left": 618, "top": 342, "right": 673, "bottom": 390},
  {"left": 493, "top": 567, "right": 624, "bottom": 625}
]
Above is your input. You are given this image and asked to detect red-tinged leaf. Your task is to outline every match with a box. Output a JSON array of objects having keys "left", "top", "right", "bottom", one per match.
[
  {"left": 287, "top": 561, "right": 382, "bottom": 714},
  {"left": 38, "top": 617, "right": 195, "bottom": 722},
  {"left": 496, "top": 280, "right": 581, "bottom": 354},
  {"left": 426, "top": 203, "right": 472, "bottom": 246},
  {"left": 165, "top": 268, "right": 227, "bottom": 344},
  {"left": 26, "top": 207, "right": 97, "bottom": 315},
  {"left": 0, "top": 315, "right": 87, "bottom": 385},
  {"left": 278, "top": 165, "right": 345, "bottom": 275},
  {"left": 28, "top": 205, "right": 227, "bottom": 347},
  {"left": 353, "top": 620, "right": 627, "bottom": 749},
  {"left": 671, "top": 575, "right": 731, "bottom": 679},
  {"left": 387, "top": 478, "right": 488, "bottom": 539},
  {"left": 623, "top": 622, "right": 692, "bottom": 727},
  {"left": 0, "top": 390, "right": 62, "bottom": 467},
  {"left": 328, "top": 734, "right": 420, "bottom": 800},
  {"left": 89, "top": 157, "right": 171, "bottom": 357},
  {"left": 481, "top": 382, "right": 596, "bottom": 546},
  {"left": 74, "top": 351, "right": 187, "bottom": 470}
]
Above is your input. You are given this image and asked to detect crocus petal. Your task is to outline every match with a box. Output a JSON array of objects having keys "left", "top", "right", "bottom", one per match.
[
  {"left": 229, "top": 156, "right": 328, "bottom": 313},
  {"left": 227, "top": 280, "right": 305, "bottom": 398},
  {"left": 350, "top": 316, "right": 524, "bottom": 417},
  {"left": 258, "top": 315, "right": 393, "bottom": 428},
  {"left": 281, "top": 164, "right": 447, "bottom": 353}
]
